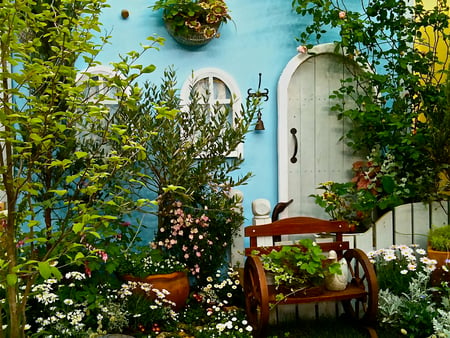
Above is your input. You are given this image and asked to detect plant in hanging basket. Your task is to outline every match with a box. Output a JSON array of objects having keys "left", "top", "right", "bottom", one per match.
[{"left": 151, "top": 0, "right": 231, "bottom": 46}]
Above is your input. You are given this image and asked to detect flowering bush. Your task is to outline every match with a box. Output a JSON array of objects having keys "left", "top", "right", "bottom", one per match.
[
  {"left": 153, "top": 201, "right": 241, "bottom": 285},
  {"left": 152, "top": 0, "right": 231, "bottom": 40},
  {"left": 368, "top": 244, "right": 437, "bottom": 295}
]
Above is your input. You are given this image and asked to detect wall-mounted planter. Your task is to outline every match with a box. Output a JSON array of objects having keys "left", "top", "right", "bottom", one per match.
[{"left": 164, "top": 18, "right": 221, "bottom": 47}]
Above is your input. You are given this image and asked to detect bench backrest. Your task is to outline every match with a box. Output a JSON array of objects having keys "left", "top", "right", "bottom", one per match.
[{"left": 244, "top": 217, "right": 351, "bottom": 257}]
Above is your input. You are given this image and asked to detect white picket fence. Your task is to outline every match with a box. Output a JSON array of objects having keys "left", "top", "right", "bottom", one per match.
[{"left": 347, "top": 200, "right": 450, "bottom": 253}]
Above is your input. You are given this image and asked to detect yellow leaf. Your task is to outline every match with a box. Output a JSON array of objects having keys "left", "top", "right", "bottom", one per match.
[{"left": 417, "top": 113, "right": 427, "bottom": 123}]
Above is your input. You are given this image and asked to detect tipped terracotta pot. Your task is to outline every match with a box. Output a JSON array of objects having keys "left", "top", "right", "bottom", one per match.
[{"left": 122, "top": 271, "right": 190, "bottom": 311}]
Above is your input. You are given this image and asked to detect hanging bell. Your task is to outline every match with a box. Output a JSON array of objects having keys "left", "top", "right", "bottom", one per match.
[
  {"left": 255, "top": 109, "right": 265, "bottom": 130},
  {"left": 255, "top": 119, "right": 265, "bottom": 130}
]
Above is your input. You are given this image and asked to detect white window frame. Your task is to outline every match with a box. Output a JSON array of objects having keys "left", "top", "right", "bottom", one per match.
[
  {"left": 76, "top": 65, "right": 120, "bottom": 105},
  {"left": 75, "top": 65, "right": 120, "bottom": 154},
  {"left": 180, "top": 68, "right": 244, "bottom": 158}
]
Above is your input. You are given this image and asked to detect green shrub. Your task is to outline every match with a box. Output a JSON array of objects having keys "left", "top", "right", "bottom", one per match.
[{"left": 429, "top": 224, "right": 450, "bottom": 251}]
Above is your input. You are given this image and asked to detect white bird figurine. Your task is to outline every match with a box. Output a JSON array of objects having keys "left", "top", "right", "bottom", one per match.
[{"left": 324, "top": 250, "right": 349, "bottom": 291}]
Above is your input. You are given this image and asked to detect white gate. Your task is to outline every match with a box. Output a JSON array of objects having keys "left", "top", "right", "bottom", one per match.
[{"left": 277, "top": 43, "right": 361, "bottom": 218}]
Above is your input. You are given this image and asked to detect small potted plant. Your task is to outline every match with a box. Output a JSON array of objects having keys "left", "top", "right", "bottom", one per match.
[
  {"left": 151, "top": 0, "right": 231, "bottom": 47},
  {"left": 117, "top": 245, "right": 189, "bottom": 311},
  {"left": 310, "top": 179, "right": 377, "bottom": 232},
  {"left": 427, "top": 224, "right": 450, "bottom": 284},
  {"left": 256, "top": 239, "right": 342, "bottom": 298}
]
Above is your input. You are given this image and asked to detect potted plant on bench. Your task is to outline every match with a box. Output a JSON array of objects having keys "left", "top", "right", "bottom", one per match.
[{"left": 256, "top": 238, "right": 343, "bottom": 300}]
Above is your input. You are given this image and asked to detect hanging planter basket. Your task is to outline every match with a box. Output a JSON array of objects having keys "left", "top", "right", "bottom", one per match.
[{"left": 164, "top": 18, "right": 221, "bottom": 47}]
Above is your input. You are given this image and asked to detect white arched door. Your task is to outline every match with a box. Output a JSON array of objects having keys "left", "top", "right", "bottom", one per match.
[{"left": 277, "top": 43, "right": 361, "bottom": 218}]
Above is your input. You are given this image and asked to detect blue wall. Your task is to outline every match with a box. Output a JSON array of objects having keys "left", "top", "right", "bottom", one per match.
[{"left": 94, "top": 0, "right": 316, "bottom": 239}]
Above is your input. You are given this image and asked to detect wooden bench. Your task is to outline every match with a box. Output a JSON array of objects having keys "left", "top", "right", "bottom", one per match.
[{"left": 244, "top": 217, "right": 378, "bottom": 337}]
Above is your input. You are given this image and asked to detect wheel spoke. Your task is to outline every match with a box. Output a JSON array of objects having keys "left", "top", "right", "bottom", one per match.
[{"left": 342, "top": 249, "right": 379, "bottom": 325}]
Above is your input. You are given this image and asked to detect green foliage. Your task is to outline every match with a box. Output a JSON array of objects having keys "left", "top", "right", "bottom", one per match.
[
  {"left": 259, "top": 239, "right": 342, "bottom": 291},
  {"left": 311, "top": 180, "right": 377, "bottom": 231},
  {"left": 292, "top": 0, "right": 450, "bottom": 207},
  {"left": 378, "top": 272, "right": 450, "bottom": 337},
  {"left": 429, "top": 224, "right": 450, "bottom": 251}
]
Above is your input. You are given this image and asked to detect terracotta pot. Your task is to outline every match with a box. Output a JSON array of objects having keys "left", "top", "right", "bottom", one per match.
[
  {"left": 122, "top": 271, "right": 190, "bottom": 311},
  {"left": 427, "top": 245, "right": 450, "bottom": 285}
]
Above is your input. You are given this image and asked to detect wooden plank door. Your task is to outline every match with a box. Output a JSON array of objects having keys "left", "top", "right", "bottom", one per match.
[{"left": 278, "top": 43, "right": 360, "bottom": 218}]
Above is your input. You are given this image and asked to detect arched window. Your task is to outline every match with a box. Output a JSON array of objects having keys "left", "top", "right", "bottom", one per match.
[
  {"left": 181, "top": 68, "right": 244, "bottom": 158},
  {"left": 77, "top": 65, "right": 119, "bottom": 112}
]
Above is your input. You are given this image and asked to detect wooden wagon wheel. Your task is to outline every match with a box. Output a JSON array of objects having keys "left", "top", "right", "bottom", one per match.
[
  {"left": 244, "top": 255, "right": 270, "bottom": 336},
  {"left": 342, "top": 248, "right": 379, "bottom": 324}
]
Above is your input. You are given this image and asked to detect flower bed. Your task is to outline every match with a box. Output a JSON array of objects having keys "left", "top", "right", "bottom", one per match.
[
  {"left": 25, "top": 267, "right": 252, "bottom": 337},
  {"left": 368, "top": 245, "right": 450, "bottom": 337}
]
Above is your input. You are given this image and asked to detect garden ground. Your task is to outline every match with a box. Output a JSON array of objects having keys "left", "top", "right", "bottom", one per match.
[{"left": 266, "top": 318, "right": 397, "bottom": 338}]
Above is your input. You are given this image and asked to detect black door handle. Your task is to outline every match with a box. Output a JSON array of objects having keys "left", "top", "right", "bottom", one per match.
[{"left": 290, "top": 128, "right": 298, "bottom": 163}]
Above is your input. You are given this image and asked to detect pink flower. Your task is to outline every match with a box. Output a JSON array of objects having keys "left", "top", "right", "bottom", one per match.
[
  {"left": 297, "top": 45, "right": 308, "bottom": 54},
  {"left": 339, "top": 11, "right": 346, "bottom": 19},
  {"left": 182, "top": 245, "right": 188, "bottom": 252},
  {"left": 100, "top": 251, "right": 108, "bottom": 262},
  {"left": 196, "top": 252, "right": 202, "bottom": 257},
  {"left": 184, "top": 253, "right": 189, "bottom": 259}
]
